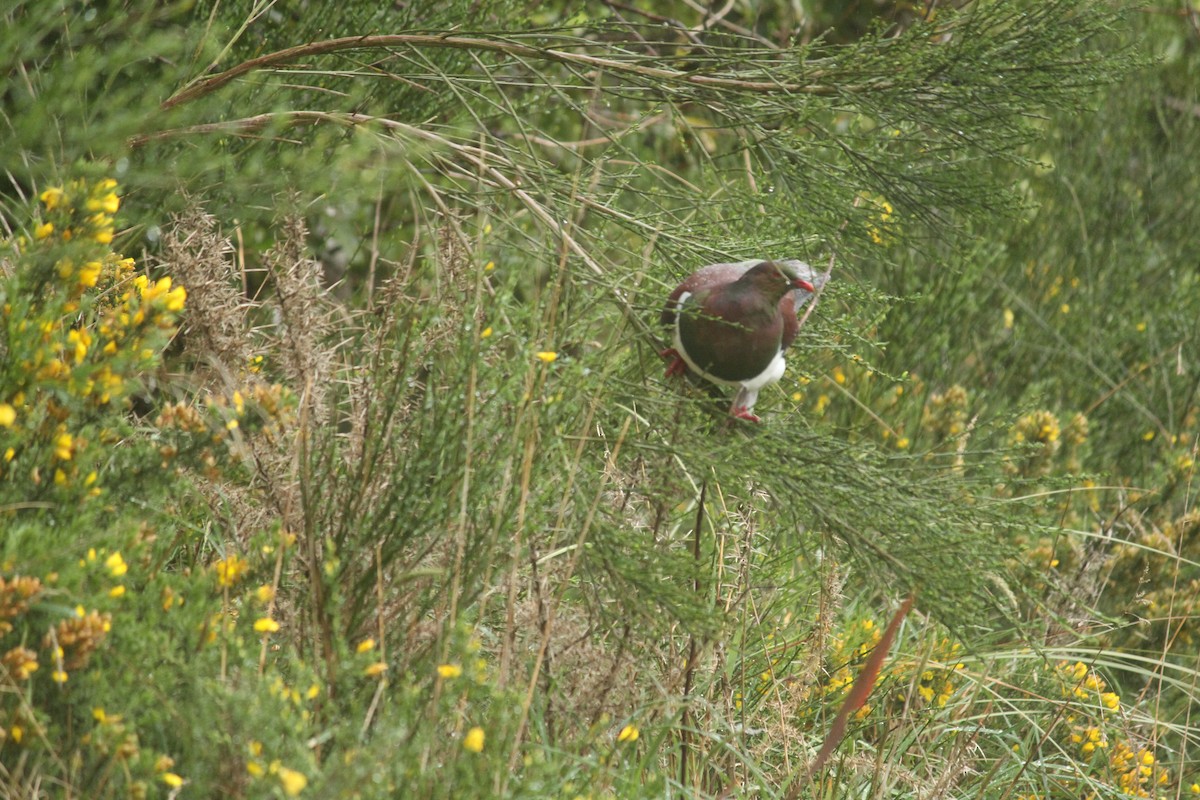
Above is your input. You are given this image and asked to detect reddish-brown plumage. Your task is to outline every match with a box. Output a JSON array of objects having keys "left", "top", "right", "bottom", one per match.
[
  {"left": 661, "top": 260, "right": 816, "bottom": 350},
  {"left": 659, "top": 259, "right": 829, "bottom": 421}
]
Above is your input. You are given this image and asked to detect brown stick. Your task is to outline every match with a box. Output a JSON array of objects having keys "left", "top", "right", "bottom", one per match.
[
  {"left": 804, "top": 592, "right": 916, "bottom": 779},
  {"left": 679, "top": 478, "right": 708, "bottom": 790}
]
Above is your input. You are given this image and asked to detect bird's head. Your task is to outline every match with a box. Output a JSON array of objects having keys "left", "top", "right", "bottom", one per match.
[{"left": 743, "top": 260, "right": 816, "bottom": 297}]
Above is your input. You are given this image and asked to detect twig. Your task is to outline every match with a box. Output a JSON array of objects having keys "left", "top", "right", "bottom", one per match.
[
  {"left": 161, "top": 33, "right": 843, "bottom": 111},
  {"left": 796, "top": 592, "right": 915, "bottom": 790},
  {"left": 679, "top": 477, "right": 709, "bottom": 791}
]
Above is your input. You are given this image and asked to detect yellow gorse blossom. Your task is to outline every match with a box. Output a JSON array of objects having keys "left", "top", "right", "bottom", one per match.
[
  {"left": 1, "top": 646, "right": 39, "bottom": 680},
  {"left": 277, "top": 767, "right": 307, "bottom": 796},
  {"left": 39, "top": 186, "right": 64, "bottom": 210},
  {"left": 54, "top": 433, "right": 73, "bottom": 461},
  {"left": 214, "top": 554, "right": 248, "bottom": 587},
  {"left": 86, "top": 191, "right": 120, "bottom": 215},
  {"left": 463, "top": 726, "right": 485, "bottom": 753},
  {"left": 78, "top": 260, "right": 102, "bottom": 288},
  {"left": 104, "top": 551, "right": 127, "bottom": 577}
]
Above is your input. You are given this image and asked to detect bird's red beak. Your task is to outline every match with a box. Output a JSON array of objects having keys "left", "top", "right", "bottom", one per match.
[{"left": 794, "top": 277, "right": 816, "bottom": 293}]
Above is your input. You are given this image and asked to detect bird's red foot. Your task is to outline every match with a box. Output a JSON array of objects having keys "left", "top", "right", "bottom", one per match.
[
  {"left": 659, "top": 348, "right": 688, "bottom": 378},
  {"left": 731, "top": 406, "right": 761, "bottom": 423}
]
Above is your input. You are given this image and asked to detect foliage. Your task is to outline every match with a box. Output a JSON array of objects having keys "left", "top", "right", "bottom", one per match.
[{"left": 1, "top": 0, "right": 1198, "bottom": 799}]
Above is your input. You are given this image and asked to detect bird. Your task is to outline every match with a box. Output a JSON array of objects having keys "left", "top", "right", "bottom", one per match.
[{"left": 660, "top": 259, "right": 829, "bottom": 422}]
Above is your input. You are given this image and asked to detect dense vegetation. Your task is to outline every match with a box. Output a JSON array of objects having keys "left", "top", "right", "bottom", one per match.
[{"left": 2, "top": 1, "right": 1197, "bottom": 797}]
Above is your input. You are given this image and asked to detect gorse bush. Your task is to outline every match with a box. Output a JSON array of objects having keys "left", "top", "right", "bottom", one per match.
[
  {"left": 0, "top": 179, "right": 190, "bottom": 793},
  {"left": 2, "top": 0, "right": 1199, "bottom": 798}
]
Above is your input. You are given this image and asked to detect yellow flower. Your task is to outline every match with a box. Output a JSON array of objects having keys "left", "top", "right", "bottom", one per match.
[
  {"left": 54, "top": 433, "right": 73, "bottom": 460},
  {"left": 617, "top": 724, "right": 639, "bottom": 743},
  {"left": 536, "top": 351, "right": 557, "bottom": 363},
  {"left": 105, "top": 551, "right": 128, "bottom": 577},
  {"left": 254, "top": 617, "right": 280, "bottom": 633},
  {"left": 896, "top": 437, "right": 910, "bottom": 450},
  {"left": 364, "top": 661, "right": 388, "bottom": 677},
  {"left": 1100, "top": 692, "right": 1120, "bottom": 710},
  {"left": 109, "top": 585, "right": 126, "bottom": 598},
  {"left": 215, "top": 555, "right": 248, "bottom": 587},
  {"left": 40, "top": 187, "right": 64, "bottom": 210},
  {"left": 254, "top": 584, "right": 274, "bottom": 603},
  {"left": 87, "top": 193, "right": 120, "bottom": 214},
  {"left": 34, "top": 222, "right": 54, "bottom": 239},
  {"left": 161, "top": 773, "right": 184, "bottom": 788},
  {"left": 305, "top": 684, "right": 320, "bottom": 700},
  {"left": 52, "top": 669, "right": 69, "bottom": 683},
  {"left": 1003, "top": 308, "right": 1014, "bottom": 329},
  {"left": 356, "top": 638, "right": 376, "bottom": 653},
  {"left": 437, "top": 663, "right": 462, "bottom": 679},
  {"left": 165, "top": 285, "right": 187, "bottom": 312},
  {"left": 78, "top": 260, "right": 102, "bottom": 288},
  {"left": 484, "top": 260, "right": 495, "bottom": 271},
  {"left": 277, "top": 766, "right": 307, "bottom": 796},
  {"left": 0, "top": 404, "right": 15, "bottom": 427},
  {"left": 247, "top": 761, "right": 265, "bottom": 777},
  {"left": 3, "top": 648, "right": 39, "bottom": 680},
  {"left": 481, "top": 326, "right": 493, "bottom": 339},
  {"left": 463, "top": 726, "right": 485, "bottom": 753}
]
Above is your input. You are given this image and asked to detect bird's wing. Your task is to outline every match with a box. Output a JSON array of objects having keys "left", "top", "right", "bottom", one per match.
[
  {"left": 661, "top": 259, "right": 830, "bottom": 330},
  {"left": 660, "top": 261, "right": 759, "bottom": 326},
  {"left": 677, "top": 287, "right": 783, "bottom": 383}
]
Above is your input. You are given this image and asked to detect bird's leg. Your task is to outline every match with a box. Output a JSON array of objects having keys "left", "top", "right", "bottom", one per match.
[
  {"left": 730, "top": 407, "right": 761, "bottom": 423},
  {"left": 729, "top": 386, "right": 761, "bottom": 423},
  {"left": 659, "top": 348, "right": 688, "bottom": 378}
]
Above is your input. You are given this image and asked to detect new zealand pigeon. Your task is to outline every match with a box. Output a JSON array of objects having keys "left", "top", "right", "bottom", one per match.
[{"left": 660, "top": 259, "right": 829, "bottom": 422}]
